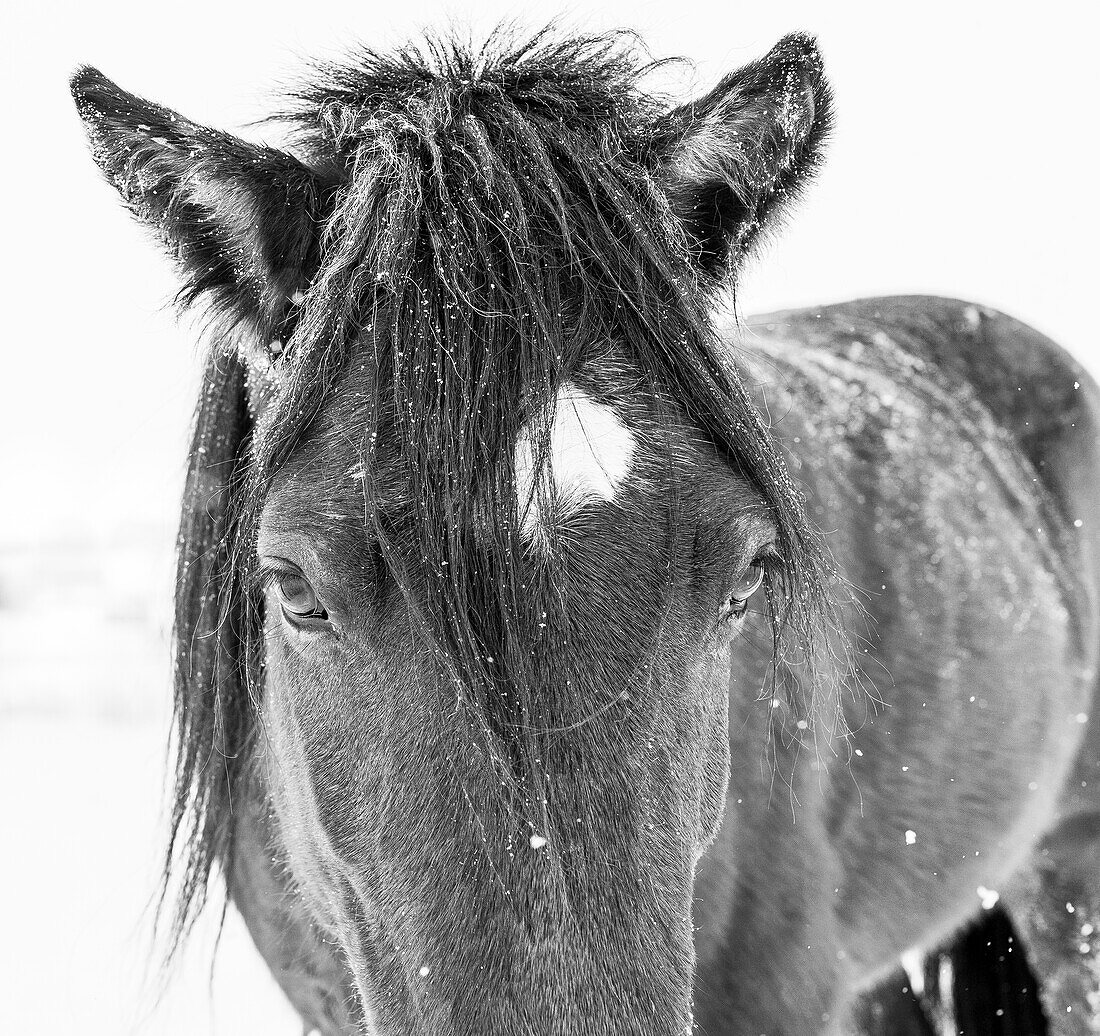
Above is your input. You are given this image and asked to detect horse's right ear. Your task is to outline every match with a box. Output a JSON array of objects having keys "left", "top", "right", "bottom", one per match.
[{"left": 71, "top": 67, "right": 333, "bottom": 336}]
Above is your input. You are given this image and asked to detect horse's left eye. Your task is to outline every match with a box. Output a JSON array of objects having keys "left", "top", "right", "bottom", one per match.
[
  {"left": 719, "top": 562, "right": 766, "bottom": 623},
  {"left": 732, "top": 562, "right": 765, "bottom": 602}
]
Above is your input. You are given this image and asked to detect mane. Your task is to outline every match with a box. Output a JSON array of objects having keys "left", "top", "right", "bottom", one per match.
[{"left": 164, "top": 26, "right": 843, "bottom": 953}]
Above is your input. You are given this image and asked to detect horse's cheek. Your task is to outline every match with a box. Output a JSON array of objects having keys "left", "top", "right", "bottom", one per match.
[
  {"left": 257, "top": 638, "right": 383, "bottom": 930},
  {"left": 687, "top": 649, "right": 734, "bottom": 856},
  {"left": 257, "top": 661, "right": 342, "bottom": 928}
]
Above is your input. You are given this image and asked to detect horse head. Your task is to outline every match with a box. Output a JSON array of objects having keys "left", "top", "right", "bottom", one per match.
[{"left": 73, "top": 30, "right": 838, "bottom": 1035}]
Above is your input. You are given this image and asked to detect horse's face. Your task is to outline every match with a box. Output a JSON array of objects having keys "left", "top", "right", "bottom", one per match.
[
  {"left": 74, "top": 29, "right": 832, "bottom": 1035},
  {"left": 252, "top": 346, "right": 777, "bottom": 1030}
]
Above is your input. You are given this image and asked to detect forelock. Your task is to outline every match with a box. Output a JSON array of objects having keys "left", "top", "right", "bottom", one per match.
[{"left": 239, "top": 25, "right": 840, "bottom": 793}]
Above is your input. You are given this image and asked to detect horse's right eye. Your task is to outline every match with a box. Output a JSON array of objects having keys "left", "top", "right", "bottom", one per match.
[{"left": 272, "top": 570, "right": 329, "bottom": 622}]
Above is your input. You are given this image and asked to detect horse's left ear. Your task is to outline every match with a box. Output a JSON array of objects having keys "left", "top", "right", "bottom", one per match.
[
  {"left": 653, "top": 33, "right": 833, "bottom": 279},
  {"left": 71, "top": 67, "right": 333, "bottom": 336}
]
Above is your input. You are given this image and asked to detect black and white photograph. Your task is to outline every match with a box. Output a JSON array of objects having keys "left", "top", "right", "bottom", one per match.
[{"left": 4, "top": 2, "right": 1097, "bottom": 1033}]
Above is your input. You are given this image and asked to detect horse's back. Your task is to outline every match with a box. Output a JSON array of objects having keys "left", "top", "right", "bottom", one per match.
[
  {"left": 743, "top": 295, "right": 1100, "bottom": 545},
  {"left": 763, "top": 297, "right": 1099, "bottom": 542}
]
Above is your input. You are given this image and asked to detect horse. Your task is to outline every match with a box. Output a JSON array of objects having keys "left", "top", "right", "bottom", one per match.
[{"left": 71, "top": 28, "right": 1100, "bottom": 1035}]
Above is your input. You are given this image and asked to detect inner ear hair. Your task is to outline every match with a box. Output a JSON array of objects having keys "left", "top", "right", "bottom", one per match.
[{"left": 653, "top": 33, "right": 833, "bottom": 278}]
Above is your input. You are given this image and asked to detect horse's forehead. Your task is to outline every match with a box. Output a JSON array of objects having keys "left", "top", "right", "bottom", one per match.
[{"left": 265, "top": 348, "right": 694, "bottom": 534}]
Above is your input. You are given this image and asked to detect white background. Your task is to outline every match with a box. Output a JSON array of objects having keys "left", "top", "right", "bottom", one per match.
[{"left": 2, "top": 2, "right": 1096, "bottom": 1033}]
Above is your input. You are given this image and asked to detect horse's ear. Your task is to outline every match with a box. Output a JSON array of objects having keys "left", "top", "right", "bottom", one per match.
[
  {"left": 71, "top": 67, "right": 333, "bottom": 336},
  {"left": 654, "top": 33, "right": 833, "bottom": 279}
]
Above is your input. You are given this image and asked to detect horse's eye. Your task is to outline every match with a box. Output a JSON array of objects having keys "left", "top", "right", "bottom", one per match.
[
  {"left": 274, "top": 571, "right": 328, "bottom": 621},
  {"left": 731, "top": 562, "right": 766, "bottom": 603},
  {"left": 719, "top": 562, "right": 766, "bottom": 624}
]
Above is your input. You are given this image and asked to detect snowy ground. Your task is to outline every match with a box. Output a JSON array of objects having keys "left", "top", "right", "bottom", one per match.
[{"left": 0, "top": 524, "right": 300, "bottom": 1034}]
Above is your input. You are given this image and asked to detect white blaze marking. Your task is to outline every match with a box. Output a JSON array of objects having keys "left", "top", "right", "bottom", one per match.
[{"left": 514, "top": 382, "right": 635, "bottom": 540}]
